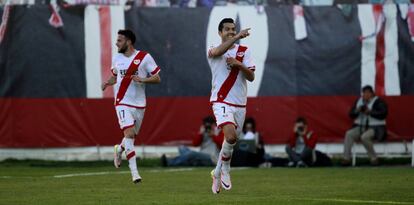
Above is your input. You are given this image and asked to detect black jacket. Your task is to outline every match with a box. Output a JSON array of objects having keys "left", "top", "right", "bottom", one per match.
[{"left": 349, "top": 97, "right": 388, "bottom": 141}]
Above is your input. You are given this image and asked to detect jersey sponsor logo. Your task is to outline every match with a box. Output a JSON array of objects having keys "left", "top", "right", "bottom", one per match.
[
  {"left": 236, "top": 52, "right": 245, "bottom": 57},
  {"left": 119, "top": 69, "right": 139, "bottom": 77}
]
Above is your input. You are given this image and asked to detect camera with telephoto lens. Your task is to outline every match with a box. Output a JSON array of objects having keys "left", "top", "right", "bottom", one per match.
[
  {"left": 204, "top": 124, "right": 212, "bottom": 133},
  {"left": 297, "top": 126, "right": 305, "bottom": 133},
  {"left": 360, "top": 105, "right": 368, "bottom": 112}
]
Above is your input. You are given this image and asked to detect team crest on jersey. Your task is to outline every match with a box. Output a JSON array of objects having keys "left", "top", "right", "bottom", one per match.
[
  {"left": 236, "top": 52, "right": 245, "bottom": 57},
  {"left": 133, "top": 59, "right": 141, "bottom": 65}
]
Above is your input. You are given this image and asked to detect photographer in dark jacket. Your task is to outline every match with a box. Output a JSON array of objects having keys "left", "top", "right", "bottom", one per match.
[{"left": 342, "top": 85, "right": 388, "bottom": 166}]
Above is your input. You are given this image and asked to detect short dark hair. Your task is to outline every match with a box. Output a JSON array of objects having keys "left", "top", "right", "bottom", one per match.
[
  {"left": 243, "top": 117, "right": 256, "bottom": 133},
  {"left": 362, "top": 85, "right": 374, "bottom": 94},
  {"left": 118, "top": 29, "right": 136, "bottom": 44},
  {"left": 218, "top": 18, "right": 235, "bottom": 32},
  {"left": 203, "top": 116, "right": 215, "bottom": 124},
  {"left": 296, "top": 117, "right": 307, "bottom": 125}
]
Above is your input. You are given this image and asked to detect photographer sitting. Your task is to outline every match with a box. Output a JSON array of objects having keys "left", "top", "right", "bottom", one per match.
[
  {"left": 286, "top": 117, "right": 317, "bottom": 167},
  {"left": 161, "top": 116, "right": 223, "bottom": 167},
  {"left": 342, "top": 85, "right": 388, "bottom": 166}
]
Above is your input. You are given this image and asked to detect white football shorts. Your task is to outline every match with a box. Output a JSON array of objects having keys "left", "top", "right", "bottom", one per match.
[{"left": 115, "top": 105, "right": 145, "bottom": 134}]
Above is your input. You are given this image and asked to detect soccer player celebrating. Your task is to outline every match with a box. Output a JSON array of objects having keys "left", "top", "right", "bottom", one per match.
[
  {"left": 207, "top": 18, "right": 255, "bottom": 194},
  {"left": 102, "top": 29, "right": 161, "bottom": 184}
]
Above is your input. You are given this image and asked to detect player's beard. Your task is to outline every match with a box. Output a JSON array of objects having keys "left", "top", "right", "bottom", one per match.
[{"left": 118, "top": 44, "right": 128, "bottom": 54}]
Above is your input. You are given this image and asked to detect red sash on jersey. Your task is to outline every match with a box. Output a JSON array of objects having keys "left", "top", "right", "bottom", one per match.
[
  {"left": 115, "top": 51, "right": 147, "bottom": 105},
  {"left": 216, "top": 45, "right": 247, "bottom": 103}
]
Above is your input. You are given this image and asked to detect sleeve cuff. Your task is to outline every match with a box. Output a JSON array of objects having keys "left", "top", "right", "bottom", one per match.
[{"left": 150, "top": 66, "right": 161, "bottom": 75}]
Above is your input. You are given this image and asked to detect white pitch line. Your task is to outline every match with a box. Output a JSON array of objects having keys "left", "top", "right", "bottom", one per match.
[
  {"left": 53, "top": 171, "right": 130, "bottom": 178},
  {"left": 53, "top": 168, "right": 195, "bottom": 178},
  {"left": 148, "top": 168, "right": 194, "bottom": 173},
  {"left": 0, "top": 168, "right": 197, "bottom": 179},
  {"left": 296, "top": 197, "right": 414, "bottom": 205}
]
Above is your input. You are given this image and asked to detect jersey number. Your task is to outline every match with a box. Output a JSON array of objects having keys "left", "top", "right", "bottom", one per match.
[
  {"left": 118, "top": 110, "right": 125, "bottom": 120},
  {"left": 221, "top": 106, "right": 226, "bottom": 114}
]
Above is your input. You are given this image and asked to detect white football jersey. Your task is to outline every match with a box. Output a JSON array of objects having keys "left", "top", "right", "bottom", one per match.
[
  {"left": 207, "top": 44, "right": 255, "bottom": 106},
  {"left": 111, "top": 50, "right": 160, "bottom": 108}
]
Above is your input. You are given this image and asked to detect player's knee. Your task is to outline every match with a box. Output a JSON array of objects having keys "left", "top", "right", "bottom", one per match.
[
  {"left": 222, "top": 124, "right": 237, "bottom": 144},
  {"left": 226, "top": 135, "right": 237, "bottom": 144},
  {"left": 123, "top": 128, "right": 136, "bottom": 139}
]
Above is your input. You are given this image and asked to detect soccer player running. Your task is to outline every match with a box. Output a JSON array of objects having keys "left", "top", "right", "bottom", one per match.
[
  {"left": 207, "top": 18, "right": 255, "bottom": 194},
  {"left": 101, "top": 29, "right": 161, "bottom": 184}
]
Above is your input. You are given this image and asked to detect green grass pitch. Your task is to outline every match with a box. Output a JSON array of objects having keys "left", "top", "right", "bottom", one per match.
[{"left": 1, "top": 161, "right": 413, "bottom": 205}]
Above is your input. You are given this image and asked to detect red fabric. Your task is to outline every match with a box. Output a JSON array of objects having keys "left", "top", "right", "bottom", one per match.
[
  {"left": 150, "top": 66, "right": 160, "bottom": 75},
  {"left": 218, "top": 121, "right": 236, "bottom": 128},
  {"left": 373, "top": 5, "right": 385, "bottom": 96},
  {"left": 117, "top": 103, "right": 145, "bottom": 109},
  {"left": 216, "top": 45, "right": 247, "bottom": 102},
  {"left": 213, "top": 131, "right": 224, "bottom": 149},
  {"left": 115, "top": 51, "right": 147, "bottom": 105},
  {"left": 408, "top": 5, "right": 414, "bottom": 39},
  {"left": 192, "top": 131, "right": 224, "bottom": 149},
  {"left": 122, "top": 123, "right": 135, "bottom": 131},
  {"left": 1, "top": 96, "right": 414, "bottom": 147},
  {"left": 210, "top": 101, "right": 246, "bottom": 107},
  {"left": 221, "top": 155, "right": 231, "bottom": 161},
  {"left": 0, "top": 5, "right": 11, "bottom": 44},
  {"left": 48, "top": 4, "right": 64, "bottom": 28},
  {"left": 99, "top": 6, "right": 113, "bottom": 98},
  {"left": 126, "top": 151, "right": 135, "bottom": 160},
  {"left": 287, "top": 130, "right": 317, "bottom": 149}
]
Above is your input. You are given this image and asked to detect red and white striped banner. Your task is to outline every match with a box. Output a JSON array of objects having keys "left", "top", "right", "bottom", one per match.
[
  {"left": 358, "top": 4, "right": 401, "bottom": 96},
  {"left": 0, "top": 5, "right": 11, "bottom": 45}
]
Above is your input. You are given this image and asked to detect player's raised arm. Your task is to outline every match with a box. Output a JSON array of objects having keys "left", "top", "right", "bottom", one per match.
[{"left": 208, "top": 28, "right": 250, "bottom": 58}]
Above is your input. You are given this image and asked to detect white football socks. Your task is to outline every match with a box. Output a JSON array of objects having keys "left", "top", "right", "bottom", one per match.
[
  {"left": 124, "top": 137, "right": 140, "bottom": 178},
  {"left": 214, "top": 140, "right": 235, "bottom": 176}
]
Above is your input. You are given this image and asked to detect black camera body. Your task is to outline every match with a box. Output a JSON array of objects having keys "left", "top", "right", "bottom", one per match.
[
  {"left": 360, "top": 105, "right": 368, "bottom": 113},
  {"left": 297, "top": 126, "right": 305, "bottom": 133},
  {"left": 204, "top": 124, "right": 212, "bottom": 133}
]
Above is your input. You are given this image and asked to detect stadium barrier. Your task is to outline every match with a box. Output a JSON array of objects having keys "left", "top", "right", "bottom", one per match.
[{"left": 1, "top": 142, "right": 412, "bottom": 167}]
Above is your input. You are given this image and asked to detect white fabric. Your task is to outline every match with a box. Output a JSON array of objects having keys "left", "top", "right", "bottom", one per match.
[
  {"left": 293, "top": 5, "right": 307, "bottom": 40},
  {"left": 399, "top": 4, "right": 409, "bottom": 19},
  {"left": 242, "top": 131, "right": 255, "bottom": 140},
  {"left": 358, "top": 4, "right": 401, "bottom": 96},
  {"left": 295, "top": 136, "right": 305, "bottom": 154},
  {"left": 207, "top": 44, "right": 255, "bottom": 106},
  {"left": 115, "top": 105, "right": 145, "bottom": 133},
  {"left": 124, "top": 138, "right": 139, "bottom": 177},
  {"left": 354, "top": 97, "right": 386, "bottom": 126},
  {"left": 214, "top": 140, "right": 235, "bottom": 176},
  {"left": 112, "top": 50, "right": 159, "bottom": 107},
  {"left": 212, "top": 102, "right": 246, "bottom": 134},
  {"left": 302, "top": 0, "right": 333, "bottom": 6}
]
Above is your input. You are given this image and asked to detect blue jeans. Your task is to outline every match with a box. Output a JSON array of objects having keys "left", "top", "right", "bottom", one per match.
[{"left": 167, "top": 146, "right": 214, "bottom": 166}]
